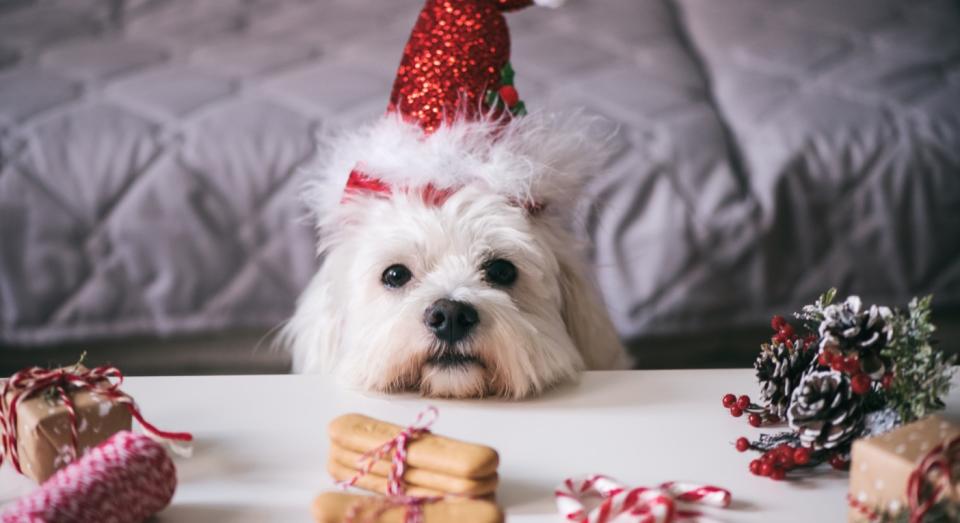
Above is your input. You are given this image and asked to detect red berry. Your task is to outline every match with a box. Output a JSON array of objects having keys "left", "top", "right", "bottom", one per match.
[
  {"left": 771, "top": 315, "right": 787, "bottom": 330},
  {"left": 735, "top": 437, "right": 750, "bottom": 452},
  {"left": 777, "top": 453, "right": 794, "bottom": 468},
  {"left": 771, "top": 467, "right": 786, "bottom": 480},
  {"left": 748, "top": 413, "right": 762, "bottom": 427},
  {"left": 780, "top": 324, "right": 795, "bottom": 339},
  {"left": 761, "top": 452, "right": 775, "bottom": 463},
  {"left": 749, "top": 460, "right": 762, "bottom": 475},
  {"left": 881, "top": 373, "right": 894, "bottom": 390},
  {"left": 793, "top": 447, "right": 811, "bottom": 465},
  {"left": 829, "top": 455, "right": 849, "bottom": 470},
  {"left": 851, "top": 373, "right": 872, "bottom": 395},
  {"left": 759, "top": 462, "right": 773, "bottom": 476},
  {"left": 818, "top": 351, "right": 832, "bottom": 367},
  {"left": 729, "top": 406, "right": 743, "bottom": 417},
  {"left": 722, "top": 393, "right": 737, "bottom": 408},
  {"left": 736, "top": 395, "right": 751, "bottom": 409},
  {"left": 498, "top": 85, "right": 519, "bottom": 107},
  {"left": 842, "top": 355, "right": 861, "bottom": 374}
]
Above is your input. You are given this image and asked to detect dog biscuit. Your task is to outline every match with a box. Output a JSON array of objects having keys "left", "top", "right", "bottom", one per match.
[
  {"left": 328, "top": 458, "right": 446, "bottom": 498},
  {"left": 329, "top": 444, "right": 498, "bottom": 496},
  {"left": 329, "top": 413, "right": 498, "bottom": 478},
  {"left": 312, "top": 492, "right": 503, "bottom": 523}
]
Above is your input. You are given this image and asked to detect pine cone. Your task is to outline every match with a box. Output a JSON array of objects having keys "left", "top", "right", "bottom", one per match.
[
  {"left": 755, "top": 340, "right": 816, "bottom": 418},
  {"left": 819, "top": 296, "right": 893, "bottom": 354},
  {"left": 819, "top": 296, "right": 893, "bottom": 378},
  {"left": 787, "top": 370, "right": 864, "bottom": 450}
]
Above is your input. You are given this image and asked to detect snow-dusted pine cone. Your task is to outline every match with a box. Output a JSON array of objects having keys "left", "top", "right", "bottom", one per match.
[
  {"left": 755, "top": 340, "right": 816, "bottom": 418},
  {"left": 787, "top": 370, "right": 864, "bottom": 450},
  {"left": 819, "top": 296, "right": 893, "bottom": 354},
  {"left": 819, "top": 296, "right": 893, "bottom": 378}
]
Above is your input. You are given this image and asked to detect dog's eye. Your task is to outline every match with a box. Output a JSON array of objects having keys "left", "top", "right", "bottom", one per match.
[
  {"left": 381, "top": 264, "right": 412, "bottom": 288},
  {"left": 483, "top": 258, "right": 517, "bottom": 287}
]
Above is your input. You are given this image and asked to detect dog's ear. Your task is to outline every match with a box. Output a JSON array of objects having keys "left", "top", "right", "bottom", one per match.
[
  {"left": 556, "top": 253, "right": 631, "bottom": 370},
  {"left": 279, "top": 263, "right": 343, "bottom": 373}
]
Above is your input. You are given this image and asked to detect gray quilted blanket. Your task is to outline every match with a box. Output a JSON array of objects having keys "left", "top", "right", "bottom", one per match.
[{"left": 1, "top": 0, "right": 958, "bottom": 347}]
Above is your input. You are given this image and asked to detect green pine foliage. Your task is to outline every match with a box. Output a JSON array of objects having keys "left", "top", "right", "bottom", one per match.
[{"left": 880, "top": 296, "right": 955, "bottom": 423}]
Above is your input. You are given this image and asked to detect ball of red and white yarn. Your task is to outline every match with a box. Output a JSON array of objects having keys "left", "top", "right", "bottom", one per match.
[
  {"left": 1, "top": 431, "right": 176, "bottom": 523},
  {"left": 555, "top": 474, "right": 731, "bottom": 523}
]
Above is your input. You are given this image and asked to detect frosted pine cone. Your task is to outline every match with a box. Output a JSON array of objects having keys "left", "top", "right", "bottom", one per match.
[
  {"left": 819, "top": 296, "right": 893, "bottom": 354},
  {"left": 819, "top": 296, "right": 893, "bottom": 378},
  {"left": 787, "top": 370, "right": 864, "bottom": 450},
  {"left": 755, "top": 340, "right": 816, "bottom": 418}
]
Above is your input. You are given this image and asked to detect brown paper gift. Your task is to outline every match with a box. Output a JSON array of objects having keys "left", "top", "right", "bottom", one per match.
[
  {"left": 1, "top": 368, "right": 132, "bottom": 483},
  {"left": 848, "top": 415, "right": 960, "bottom": 522}
]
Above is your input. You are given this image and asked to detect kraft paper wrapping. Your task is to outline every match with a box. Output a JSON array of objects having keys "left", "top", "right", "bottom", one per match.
[
  {"left": 848, "top": 415, "right": 960, "bottom": 522},
  {"left": 4, "top": 384, "right": 132, "bottom": 483}
]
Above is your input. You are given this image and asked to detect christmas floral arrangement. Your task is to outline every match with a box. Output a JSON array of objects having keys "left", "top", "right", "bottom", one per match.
[{"left": 723, "top": 289, "right": 955, "bottom": 480}]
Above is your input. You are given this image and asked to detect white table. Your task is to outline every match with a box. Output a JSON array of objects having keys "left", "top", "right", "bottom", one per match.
[{"left": 2, "top": 370, "right": 958, "bottom": 522}]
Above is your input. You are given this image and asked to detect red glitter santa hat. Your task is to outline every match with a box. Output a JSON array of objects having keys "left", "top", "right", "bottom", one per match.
[
  {"left": 305, "top": 0, "right": 610, "bottom": 221},
  {"left": 388, "top": 0, "right": 541, "bottom": 133}
]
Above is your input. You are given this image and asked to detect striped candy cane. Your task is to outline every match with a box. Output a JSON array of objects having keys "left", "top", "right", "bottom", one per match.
[{"left": 555, "top": 475, "right": 731, "bottom": 523}]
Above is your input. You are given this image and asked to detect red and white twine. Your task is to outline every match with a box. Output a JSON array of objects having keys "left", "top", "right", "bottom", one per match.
[
  {"left": 337, "top": 406, "right": 439, "bottom": 496},
  {"left": 556, "top": 475, "right": 732, "bottom": 523},
  {"left": 337, "top": 406, "right": 444, "bottom": 523},
  {"left": 0, "top": 365, "right": 193, "bottom": 475},
  {"left": 0, "top": 431, "right": 177, "bottom": 523}
]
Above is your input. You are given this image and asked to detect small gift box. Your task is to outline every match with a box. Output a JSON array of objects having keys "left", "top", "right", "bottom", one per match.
[
  {"left": 1, "top": 363, "right": 192, "bottom": 484},
  {"left": 848, "top": 415, "right": 960, "bottom": 522}
]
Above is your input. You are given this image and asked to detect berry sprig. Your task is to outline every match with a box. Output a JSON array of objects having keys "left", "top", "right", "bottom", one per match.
[
  {"left": 721, "top": 393, "right": 778, "bottom": 427},
  {"left": 732, "top": 438, "right": 848, "bottom": 480},
  {"left": 817, "top": 350, "right": 894, "bottom": 395}
]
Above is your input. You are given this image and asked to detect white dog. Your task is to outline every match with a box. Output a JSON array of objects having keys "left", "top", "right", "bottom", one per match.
[
  {"left": 282, "top": 113, "right": 627, "bottom": 398},
  {"left": 282, "top": 0, "right": 627, "bottom": 398}
]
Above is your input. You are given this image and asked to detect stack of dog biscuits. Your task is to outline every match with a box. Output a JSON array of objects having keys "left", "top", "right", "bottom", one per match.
[
  {"left": 327, "top": 413, "right": 499, "bottom": 499},
  {"left": 312, "top": 493, "right": 503, "bottom": 523}
]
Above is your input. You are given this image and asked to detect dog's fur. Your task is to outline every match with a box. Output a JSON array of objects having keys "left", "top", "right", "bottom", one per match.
[{"left": 282, "top": 112, "right": 627, "bottom": 398}]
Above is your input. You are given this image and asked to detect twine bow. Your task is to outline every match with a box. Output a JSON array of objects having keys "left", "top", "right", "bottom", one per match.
[
  {"left": 0, "top": 364, "right": 193, "bottom": 474},
  {"left": 556, "top": 474, "right": 732, "bottom": 523},
  {"left": 906, "top": 434, "right": 960, "bottom": 523},
  {"left": 337, "top": 406, "right": 442, "bottom": 523}
]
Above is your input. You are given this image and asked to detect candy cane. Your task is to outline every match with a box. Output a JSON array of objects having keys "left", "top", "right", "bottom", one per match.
[{"left": 556, "top": 475, "right": 731, "bottom": 523}]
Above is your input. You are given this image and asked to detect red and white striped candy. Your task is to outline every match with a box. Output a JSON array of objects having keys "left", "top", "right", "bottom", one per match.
[
  {"left": 555, "top": 475, "right": 731, "bottom": 523},
  {"left": 1, "top": 431, "right": 176, "bottom": 523}
]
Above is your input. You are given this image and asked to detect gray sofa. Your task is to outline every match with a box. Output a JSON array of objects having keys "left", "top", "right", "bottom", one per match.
[{"left": 2, "top": 0, "right": 958, "bottom": 372}]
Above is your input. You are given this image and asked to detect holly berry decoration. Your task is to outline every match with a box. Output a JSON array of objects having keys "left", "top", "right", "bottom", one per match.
[
  {"left": 722, "top": 289, "right": 954, "bottom": 482},
  {"left": 484, "top": 62, "right": 527, "bottom": 116}
]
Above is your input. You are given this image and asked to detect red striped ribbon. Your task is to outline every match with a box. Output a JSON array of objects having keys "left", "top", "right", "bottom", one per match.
[{"left": 0, "top": 365, "right": 192, "bottom": 475}]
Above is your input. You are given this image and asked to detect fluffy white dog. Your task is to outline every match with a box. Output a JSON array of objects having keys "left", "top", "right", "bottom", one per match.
[
  {"left": 282, "top": 0, "right": 627, "bottom": 398},
  {"left": 283, "top": 114, "right": 627, "bottom": 398}
]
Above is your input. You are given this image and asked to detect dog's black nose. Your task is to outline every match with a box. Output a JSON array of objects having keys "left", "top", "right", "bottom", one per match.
[{"left": 424, "top": 299, "right": 478, "bottom": 343}]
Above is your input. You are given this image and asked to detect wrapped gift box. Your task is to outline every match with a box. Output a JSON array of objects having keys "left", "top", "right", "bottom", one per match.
[
  {"left": 849, "top": 415, "right": 960, "bottom": 522},
  {"left": 3, "top": 369, "right": 132, "bottom": 483}
]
